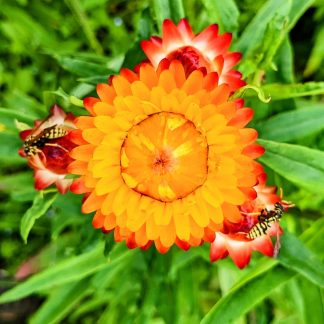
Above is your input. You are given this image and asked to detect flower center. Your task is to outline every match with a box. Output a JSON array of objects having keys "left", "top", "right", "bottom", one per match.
[
  {"left": 167, "top": 46, "right": 210, "bottom": 76},
  {"left": 121, "top": 112, "right": 208, "bottom": 202}
]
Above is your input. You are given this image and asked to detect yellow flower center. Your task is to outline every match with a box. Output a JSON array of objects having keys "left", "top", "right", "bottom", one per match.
[{"left": 121, "top": 112, "right": 208, "bottom": 202}]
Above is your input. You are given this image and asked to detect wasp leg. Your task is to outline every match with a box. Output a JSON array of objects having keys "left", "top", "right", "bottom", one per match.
[{"left": 44, "top": 143, "right": 69, "bottom": 153}]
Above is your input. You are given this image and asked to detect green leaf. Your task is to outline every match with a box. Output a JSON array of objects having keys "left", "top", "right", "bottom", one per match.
[
  {"left": 77, "top": 75, "right": 109, "bottom": 85},
  {"left": 65, "top": 0, "right": 103, "bottom": 55},
  {"left": 30, "top": 278, "right": 90, "bottom": 324},
  {"left": 169, "top": 0, "right": 185, "bottom": 23},
  {"left": 0, "top": 243, "right": 105, "bottom": 304},
  {"left": 299, "top": 277, "right": 324, "bottom": 324},
  {"left": 261, "top": 82, "right": 324, "bottom": 100},
  {"left": 236, "top": 0, "right": 291, "bottom": 56},
  {"left": 257, "top": 105, "right": 324, "bottom": 141},
  {"left": 201, "top": 264, "right": 295, "bottom": 324},
  {"left": 122, "top": 41, "right": 146, "bottom": 70},
  {"left": 153, "top": 0, "right": 171, "bottom": 31},
  {"left": 20, "top": 191, "right": 58, "bottom": 243},
  {"left": 288, "top": 0, "right": 314, "bottom": 30},
  {"left": 53, "top": 55, "right": 111, "bottom": 77},
  {"left": 278, "top": 232, "right": 324, "bottom": 287},
  {"left": 0, "top": 107, "right": 37, "bottom": 123},
  {"left": 202, "top": 0, "right": 239, "bottom": 33},
  {"left": 237, "top": 0, "right": 312, "bottom": 56},
  {"left": 304, "top": 26, "right": 324, "bottom": 77},
  {"left": 257, "top": 139, "right": 324, "bottom": 194}
]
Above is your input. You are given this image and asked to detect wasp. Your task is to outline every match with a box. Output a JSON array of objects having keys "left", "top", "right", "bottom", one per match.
[
  {"left": 23, "top": 124, "right": 69, "bottom": 156},
  {"left": 245, "top": 202, "right": 287, "bottom": 257},
  {"left": 246, "top": 202, "right": 284, "bottom": 239}
]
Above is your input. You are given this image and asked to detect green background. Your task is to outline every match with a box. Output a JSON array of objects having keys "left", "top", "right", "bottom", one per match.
[{"left": 0, "top": 0, "right": 323, "bottom": 323}]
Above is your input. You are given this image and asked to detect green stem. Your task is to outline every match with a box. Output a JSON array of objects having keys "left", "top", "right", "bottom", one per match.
[{"left": 65, "top": 0, "right": 103, "bottom": 55}]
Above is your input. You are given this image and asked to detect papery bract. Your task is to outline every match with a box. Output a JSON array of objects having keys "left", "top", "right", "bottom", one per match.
[
  {"left": 141, "top": 19, "right": 245, "bottom": 92},
  {"left": 69, "top": 60, "right": 264, "bottom": 253},
  {"left": 210, "top": 172, "right": 291, "bottom": 269},
  {"left": 19, "top": 105, "right": 76, "bottom": 194}
]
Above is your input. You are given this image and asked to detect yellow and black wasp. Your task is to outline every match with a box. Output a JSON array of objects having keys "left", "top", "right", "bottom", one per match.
[
  {"left": 246, "top": 202, "right": 286, "bottom": 256},
  {"left": 23, "top": 124, "right": 68, "bottom": 156},
  {"left": 246, "top": 202, "right": 284, "bottom": 239}
]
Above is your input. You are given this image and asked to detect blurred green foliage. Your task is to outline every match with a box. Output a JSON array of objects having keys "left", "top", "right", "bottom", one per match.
[{"left": 0, "top": 0, "right": 324, "bottom": 323}]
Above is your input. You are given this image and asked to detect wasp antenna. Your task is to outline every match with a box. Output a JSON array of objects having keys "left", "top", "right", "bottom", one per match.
[
  {"left": 241, "top": 211, "right": 260, "bottom": 217},
  {"left": 282, "top": 200, "right": 295, "bottom": 208}
]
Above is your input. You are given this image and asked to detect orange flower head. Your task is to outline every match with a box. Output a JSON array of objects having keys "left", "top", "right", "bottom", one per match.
[
  {"left": 210, "top": 172, "right": 293, "bottom": 269},
  {"left": 19, "top": 105, "right": 76, "bottom": 194},
  {"left": 141, "top": 19, "right": 245, "bottom": 92},
  {"left": 69, "top": 60, "right": 264, "bottom": 253}
]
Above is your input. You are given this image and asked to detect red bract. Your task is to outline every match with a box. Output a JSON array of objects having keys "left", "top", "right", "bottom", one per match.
[
  {"left": 210, "top": 172, "right": 292, "bottom": 269},
  {"left": 19, "top": 105, "right": 76, "bottom": 194},
  {"left": 141, "top": 19, "right": 245, "bottom": 91}
]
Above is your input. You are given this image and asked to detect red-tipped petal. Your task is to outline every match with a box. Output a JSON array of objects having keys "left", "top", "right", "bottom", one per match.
[
  {"left": 229, "top": 108, "right": 254, "bottom": 127},
  {"left": 240, "top": 187, "right": 257, "bottom": 200},
  {"left": 243, "top": 144, "right": 265, "bottom": 158},
  {"left": 120, "top": 68, "right": 139, "bottom": 83},
  {"left": 194, "top": 24, "right": 219, "bottom": 49},
  {"left": 150, "top": 36, "right": 162, "bottom": 45},
  {"left": 154, "top": 239, "right": 170, "bottom": 253},
  {"left": 141, "top": 40, "right": 164, "bottom": 66},
  {"left": 210, "top": 233, "right": 229, "bottom": 262},
  {"left": 126, "top": 233, "right": 137, "bottom": 249},
  {"left": 203, "top": 72, "right": 219, "bottom": 91},
  {"left": 213, "top": 55, "right": 224, "bottom": 75},
  {"left": 96, "top": 83, "right": 116, "bottom": 104},
  {"left": 220, "top": 74, "right": 246, "bottom": 92},
  {"left": 177, "top": 18, "right": 194, "bottom": 40},
  {"left": 252, "top": 236, "right": 274, "bottom": 257},
  {"left": 226, "top": 239, "right": 252, "bottom": 269},
  {"left": 210, "top": 33, "right": 232, "bottom": 55},
  {"left": 175, "top": 238, "right": 190, "bottom": 251},
  {"left": 70, "top": 177, "right": 89, "bottom": 194},
  {"left": 92, "top": 211, "right": 105, "bottom": 229},
  {"left": 56, "top": 178, "right": 72, "bottom": 194},
  {"left": 68, "top": 129, "right": 87, "bottom": 145},
  {"left": 84, "top": 97, "right": 100, "bottom": 115},
  {"left": 34, "top": 169, "right": 57, "bottom": 190},
  {"left": 157, "top": 58, "right": 171, "bottom": 74},
  {"left": 162, "top": 19, "right": 183, "bottom": 50},
  {"left": 234, "top": 98, "right": 245, "bottom": 109},
  {"left": 223, "top": 52, "right": 242, "bottom": 71}
]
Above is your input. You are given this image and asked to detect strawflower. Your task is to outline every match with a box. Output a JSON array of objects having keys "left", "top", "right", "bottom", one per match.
[
  {"left": 69, "top": 59, "right": 264, "bottom": 253},
  {"left": 19, "top": 105, "right": 76, "bottom": 194},
  {"left": 210, "top": 172, "right": 292, "bottom": 269},
  {"left": 141, "top": 19, "right": 245, "bottom": 92}
]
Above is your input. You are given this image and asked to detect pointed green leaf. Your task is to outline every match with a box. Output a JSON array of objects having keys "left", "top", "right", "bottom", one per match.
[
  {"left": 20, "top": 191, "right": 58, "bottom": 243},
  {"left": 236, "top": 0, "right": 291, "bottom": 56},
  {"left": 258, "top": 140, "right": 324, "bottom": 194},
  {"left": 169, "top": 0, "right": 185, "bottom": 23},
  {"left": 257, "top": 105, "right": 324, "bottom": 141},
  {"left": 202, "top": 0, "right": 239, "bottom": 33},
  {"left": 153, "top": 0, "right": 171, "bottom": 31},
  {"left": 278, "top": 232, "right": 324, "bottom": 287},
  {"left": 30, "top": 278, "right": 90, "bottom": 324},
  {"left": 299, "top": 277, "right": 324, "bottom": 324},
  {"left": 0, "top": 244, "right": 105, "bottom": 304},
  {"left": 53, "top": 55, "right": 111, "bottom": 77}
]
